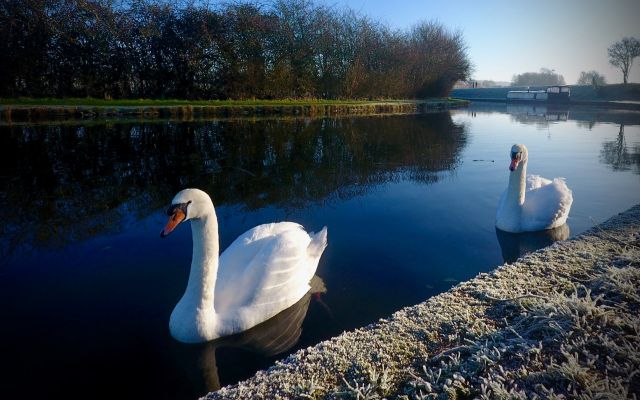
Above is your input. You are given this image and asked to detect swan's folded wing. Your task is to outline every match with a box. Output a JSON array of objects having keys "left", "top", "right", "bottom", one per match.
[
  {"left": 522, "top": 178, "right": 573, "bottom": 231},
  {"left": 526, "top": 174, "right": 552, "bottom": 191},
  {"left": 215, "top": 223, "right": 312, "bottom": 313}
]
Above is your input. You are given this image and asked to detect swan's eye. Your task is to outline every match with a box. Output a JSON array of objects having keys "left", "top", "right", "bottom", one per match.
[
  {"left": 166, "top": 202, "right": 190, "bottom": 216},
  {"left": 511, "top": 151, "right": 519, "bottom": 160}
]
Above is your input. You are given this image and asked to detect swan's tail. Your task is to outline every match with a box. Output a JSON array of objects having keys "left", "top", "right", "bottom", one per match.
[{"left": 307, "top": 226, "right": 328, "bottom": 259}]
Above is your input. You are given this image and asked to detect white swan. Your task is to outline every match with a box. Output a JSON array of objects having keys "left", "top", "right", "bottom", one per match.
[
  {"left": 496, "top": 144, "right": 573, "bottom": 233},
  {"left": 160, "top": 188, "right": 328, "bottom": 343}
]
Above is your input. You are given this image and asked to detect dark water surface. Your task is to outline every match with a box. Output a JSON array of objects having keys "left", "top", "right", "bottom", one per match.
[{"left": 1, "top": 105, "right": 639, "bottom": 399}]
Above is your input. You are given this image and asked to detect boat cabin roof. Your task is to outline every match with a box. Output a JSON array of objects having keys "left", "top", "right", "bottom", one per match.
[{"left": 507, "top": 85, "right": 570, "bottom": 94}]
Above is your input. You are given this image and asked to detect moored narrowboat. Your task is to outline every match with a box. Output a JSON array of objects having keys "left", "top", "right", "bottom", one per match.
[{"left": 506, "top": 85, "right": 570, "bottom": 103}]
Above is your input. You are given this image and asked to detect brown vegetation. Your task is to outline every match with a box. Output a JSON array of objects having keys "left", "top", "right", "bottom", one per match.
[
  {"left": 0, "top": 0, "right": 472, "bottom": 100},
  {"left": 0, "top": 99, "right": 468, "bottom": 122}
]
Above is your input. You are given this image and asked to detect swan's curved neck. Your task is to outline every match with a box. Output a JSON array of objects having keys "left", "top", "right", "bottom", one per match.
[
  {"left": 170, "top": 203, "right": 221, "bottom": 343},
  {"left": 185, "top": 213, "right": 219, "bottom": 313},
  {"left": 506, "top": 159, "right": 526, "bottom": 205}
]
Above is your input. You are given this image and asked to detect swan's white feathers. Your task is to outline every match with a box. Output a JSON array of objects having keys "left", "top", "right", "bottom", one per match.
[
  {"left": 215, "top": 222, "right": 321, "bottom": 317},
  {"left": 522, "top": 176, "right": 573, "bottom": 231},
  {"left": 526, "top": 174, "right": 552, "bottom": 191}
]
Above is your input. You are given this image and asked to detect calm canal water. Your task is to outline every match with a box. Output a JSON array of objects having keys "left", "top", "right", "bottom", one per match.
[{"left": 1, "top": 104, "right": 639, "bottom": 399}]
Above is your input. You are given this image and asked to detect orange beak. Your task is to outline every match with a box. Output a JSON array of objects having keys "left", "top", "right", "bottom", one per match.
[
  {"left": 509, "top": 158, "right": 519, "bottom": 171},
  {"left": 160, "top": 209, "right": 186, "bottom": 238}
]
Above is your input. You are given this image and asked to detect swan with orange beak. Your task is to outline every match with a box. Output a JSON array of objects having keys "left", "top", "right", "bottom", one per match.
[
  {"left": 496, "top": 144, "right": 573, "bottom": 233},
  {"left": 159, "top": 188, "right": 327, "bottom": 343}
]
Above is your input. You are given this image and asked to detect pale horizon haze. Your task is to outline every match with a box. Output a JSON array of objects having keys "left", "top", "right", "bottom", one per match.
[{"left": 322, "top": 0, "right": 640, "bottom": 85}]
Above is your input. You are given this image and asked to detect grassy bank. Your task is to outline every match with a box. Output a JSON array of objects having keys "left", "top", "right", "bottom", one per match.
[
  {"left": 0, "top": 98, "right": 398, "bottom": 107},
  {"left": 0, "top": 98, "right": 469, "bottom": 122},
  {"left": 204, "top": 204, "right": 640, "bottom": 399}
]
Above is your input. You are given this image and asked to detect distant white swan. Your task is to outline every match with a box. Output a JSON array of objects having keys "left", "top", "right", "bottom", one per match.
[
  {"left": 496, "top": 144, "right": 573, "bottom": 233},
  {"left": 160, "top": 188, "right": 328, "bottom": 343}
]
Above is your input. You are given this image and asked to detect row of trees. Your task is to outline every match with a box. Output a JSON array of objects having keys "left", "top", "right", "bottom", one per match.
[
  {"left": 511, "top": 68, "right": 566, "bottom": 86},
  {"left": 0, "top": 0, "right": 472, "bottom": 99},
  {"left": 577, "top": 70, "right": 606, "bottom": 86},
  {"left": 575, "top": 37, "right": 639, "bottom": 86},
  {"left": 509, "top": 69, "right": 606, "bottom": 87},
  {"left": 509, "top": 36, "right": 639, "bottom": 87}
]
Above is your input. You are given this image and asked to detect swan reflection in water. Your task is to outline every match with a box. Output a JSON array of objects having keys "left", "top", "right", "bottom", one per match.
[
  {"left": 180, "top": 275, "right": 326, "bottom": 392},
  {"left": 496, "top": 224, "right": 569, "bottom": 263}
]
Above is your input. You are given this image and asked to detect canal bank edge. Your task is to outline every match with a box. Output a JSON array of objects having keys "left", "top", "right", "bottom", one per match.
[
  {"left": 204, "top": 204, "right": 640, "bottom": 399},
  {"left": 0, "top": 99, "right": 469, "bottom": 123}
]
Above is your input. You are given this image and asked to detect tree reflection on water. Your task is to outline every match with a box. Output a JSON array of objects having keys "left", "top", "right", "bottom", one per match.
[
  {"left": 600, "top": 124, "right": 640, "bottom": 174},
  {"left": 0, "top": 114, "right": 467, "bottom": 257}
]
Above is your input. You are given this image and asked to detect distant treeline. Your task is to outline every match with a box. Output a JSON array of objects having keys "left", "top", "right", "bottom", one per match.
[
  {"left": 0, "top": 0, "right": 471, "bottom": 99},
  {"left": 511, "top": 68, "right": 566, "bottom": 87}
]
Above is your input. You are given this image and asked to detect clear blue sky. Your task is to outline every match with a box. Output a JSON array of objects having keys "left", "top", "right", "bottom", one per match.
[{"left": 320, "top": 0, "right": 640, "bottom": 84}]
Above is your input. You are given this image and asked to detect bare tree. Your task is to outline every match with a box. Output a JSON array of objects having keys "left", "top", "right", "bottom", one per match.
[
  {"left": 577, "top": 70, "right": 606, "bottom": 86},
  {"left": 608, "top": 37, "right": 640, "bottom": 84},
  {"left": 409, "top": 22, "right": 471, "bottom": 97}
]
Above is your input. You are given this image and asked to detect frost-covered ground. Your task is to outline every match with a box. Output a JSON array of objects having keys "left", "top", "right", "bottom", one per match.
[{"left": 204, "top": 205, "right": 640, "bottom": 399}]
